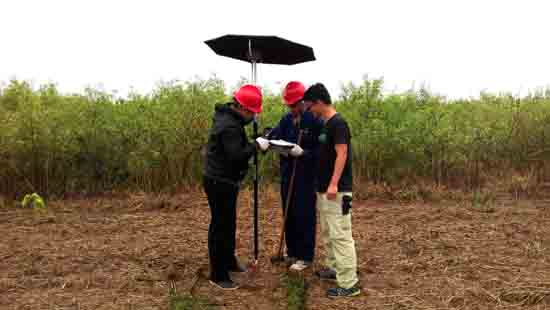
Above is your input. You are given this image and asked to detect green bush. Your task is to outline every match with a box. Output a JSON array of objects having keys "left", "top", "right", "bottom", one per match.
[{"left": 2, "top": 77, "right": 550, "bottom": 196}]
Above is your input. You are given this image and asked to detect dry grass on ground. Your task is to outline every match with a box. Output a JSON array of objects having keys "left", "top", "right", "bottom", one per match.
[{"left": 2, "top": 187, "right": 550, "bottom": 309}]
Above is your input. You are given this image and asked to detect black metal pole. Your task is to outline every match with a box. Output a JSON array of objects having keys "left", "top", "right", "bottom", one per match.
[
  {"left": 249, "top": 47, "right": 259, "bottom": 263},
  {"left": 253, "top": 119, "right": 259, "bottom": 263}
]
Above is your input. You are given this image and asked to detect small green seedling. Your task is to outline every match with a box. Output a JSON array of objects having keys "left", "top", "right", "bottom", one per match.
[{"left": 21, "top": 193, "right": 46, "bottom": 210}]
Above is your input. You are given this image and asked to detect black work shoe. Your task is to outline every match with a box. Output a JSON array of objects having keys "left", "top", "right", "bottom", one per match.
[
  {"left": 327, "top": 284, "right": 361, "bottom": 298},
  {"left": 209, "top": 279, "right": 239, "bottom": 290},
  {"left": 229, "top": 261, "right": 247, "bottom": 273},
  {"left": 315, "top": 268, "right": 337, "bottom": 281}
]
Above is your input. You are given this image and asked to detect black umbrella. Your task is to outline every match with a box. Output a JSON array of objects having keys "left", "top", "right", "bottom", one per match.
[
  {"left": 205, "top": 34, "right": 315, "bottom": 64},
  {"left": 204, "top": 34, "right": 315, "bottom": 264}
]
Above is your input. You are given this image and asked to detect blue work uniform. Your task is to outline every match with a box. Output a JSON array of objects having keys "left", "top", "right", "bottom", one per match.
[{"left": 269, "top": 111, "right": 323, "bottom": 262}]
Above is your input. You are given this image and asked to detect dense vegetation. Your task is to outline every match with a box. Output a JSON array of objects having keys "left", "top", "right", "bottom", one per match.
[{"left": 2, "top": 78, "right": 550, "bottom": 197}]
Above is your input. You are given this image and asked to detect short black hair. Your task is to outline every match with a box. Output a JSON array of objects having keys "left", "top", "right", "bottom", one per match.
[{"left": 302, "top": 83, "right": 331, "bottom": 105}]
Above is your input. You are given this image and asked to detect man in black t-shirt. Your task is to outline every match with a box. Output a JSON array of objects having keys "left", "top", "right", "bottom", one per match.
[{"left": 302, "top": 83, "right": 360, "bottom": 298}]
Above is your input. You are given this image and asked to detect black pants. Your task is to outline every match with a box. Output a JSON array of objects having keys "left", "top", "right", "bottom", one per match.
[{"left": 203, "top": 177, "right": 240, "bottom": 282}]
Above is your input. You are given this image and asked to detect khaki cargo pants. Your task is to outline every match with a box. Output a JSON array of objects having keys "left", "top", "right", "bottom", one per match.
[{"left": 317, "top": 192, "right": 358, "bottom": 289}]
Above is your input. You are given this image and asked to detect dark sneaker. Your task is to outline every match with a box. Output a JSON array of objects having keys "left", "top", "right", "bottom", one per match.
[
  {"left": 315, "top": 268, "right": 337, "bottom": 281},
  {"left": 209, "top": 279, "right": 239, "bottom": 290},
  {"left": 327, "top": 285, "right": 361, "bottom": 298},
  {"left": 229, "top": 261, "right": 247, "bottom": 273}
]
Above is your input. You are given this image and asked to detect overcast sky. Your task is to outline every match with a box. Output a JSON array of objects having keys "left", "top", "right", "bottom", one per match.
[{"left": 1, "top": 0, "right": 549, "bottom": 99}]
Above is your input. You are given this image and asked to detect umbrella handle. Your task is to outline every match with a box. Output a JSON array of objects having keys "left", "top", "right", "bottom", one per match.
[
  {"left": 251, "top": 62, "right": 257, "bottom": 85},
  {"left": 249, "top": 39, "right": 258, "bottom": 84}
]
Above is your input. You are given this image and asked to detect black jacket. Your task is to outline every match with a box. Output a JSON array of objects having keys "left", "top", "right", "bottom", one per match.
[{"left": 203, "top": 103, "right": 256, "bottom": 186}]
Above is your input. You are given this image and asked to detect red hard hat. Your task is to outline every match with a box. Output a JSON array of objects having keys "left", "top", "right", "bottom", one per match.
[
  {"left": 234, "top": 84, "right": 262, "bottom": 113},
  {"left": 283, "top": 81, "right": 306, "bottom": 106}
]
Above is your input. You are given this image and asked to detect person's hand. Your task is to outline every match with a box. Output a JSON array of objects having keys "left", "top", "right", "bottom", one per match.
[
  {"left": 255, "top": 137, "right": 270, "bottom": 151},
  {"left": 262, "top": 127, "right": 273, "bottom": 137},
  {"left": 289, "top": 145, "right": 304, "bottom": 157},
  {"left": 327, "top": 184, "right": 338, "bottom": 200}
]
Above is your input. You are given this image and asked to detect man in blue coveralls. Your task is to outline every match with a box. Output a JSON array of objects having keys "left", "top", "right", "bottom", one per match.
[{"left": 266, "top": 81, "right": 323, "bottom": 271}]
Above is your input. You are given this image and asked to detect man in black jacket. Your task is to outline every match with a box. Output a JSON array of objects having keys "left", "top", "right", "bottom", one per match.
[{"left": 203, "top": 84, "right": 268, "bottom": 290}]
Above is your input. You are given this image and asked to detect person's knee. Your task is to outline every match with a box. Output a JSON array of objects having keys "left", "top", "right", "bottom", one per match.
[{"left": 329, "top": 236, "right": 352, "bottom": 250}]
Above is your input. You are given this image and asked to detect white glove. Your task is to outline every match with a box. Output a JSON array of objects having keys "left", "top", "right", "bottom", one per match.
[
  {"left": 255, "top": 137, "right": 270, "bottom": 151},
  {"left": 289, "top": 144, "right": 304, "bottom": 157}
]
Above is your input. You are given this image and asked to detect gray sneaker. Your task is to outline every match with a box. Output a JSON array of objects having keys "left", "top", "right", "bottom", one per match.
[
  {"left": 315, "top": 268, "right": 337, "bottom": 281},
  {"left": 289, "top": 260, "right": 311, "bottom": 272}
]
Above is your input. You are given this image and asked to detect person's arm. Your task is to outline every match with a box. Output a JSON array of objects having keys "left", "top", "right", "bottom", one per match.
[
  {"left": 267, "top": 115, "right": 288, "bottom": 140},
  {"left": 326, "top": 121, "right": 350, "bottom": 200},
  {"left": 220, "top": 126, "right": 256, "bottom": 162},
  {"left": 298, "top": 119, "right": 320, "bottom": 160},
  {"left": 327, "top": 144, "right": 347, "bottom": 200},
  {"left": 268, "top": 115, "right": 294, "bottom": 157}
]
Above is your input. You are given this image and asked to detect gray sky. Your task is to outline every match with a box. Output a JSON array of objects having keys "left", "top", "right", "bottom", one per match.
[{"left": 1, "top": 0, "right": 549, "bottom": 99}]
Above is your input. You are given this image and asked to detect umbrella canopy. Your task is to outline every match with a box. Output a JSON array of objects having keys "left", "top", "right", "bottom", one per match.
[{"left": 204, "top": 34, "right": 316, "bottom": 66}]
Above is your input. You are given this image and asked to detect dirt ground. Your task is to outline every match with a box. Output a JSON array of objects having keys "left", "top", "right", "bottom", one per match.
[{"left": 2, "top": 187, "right": 550, "bottom": 310}]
